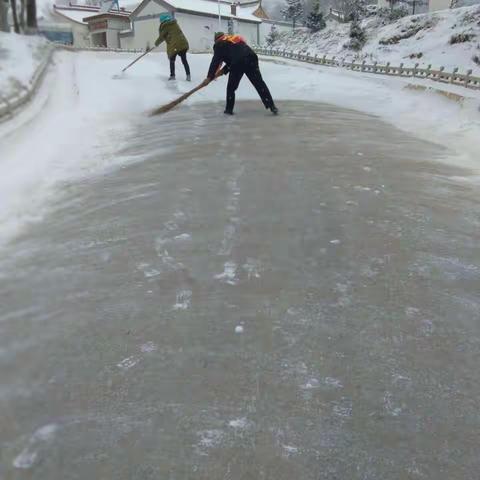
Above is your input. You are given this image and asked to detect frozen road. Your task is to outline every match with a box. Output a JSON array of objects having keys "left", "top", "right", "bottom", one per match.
[{"left": 1, "top": 97, "right": 480, "bottom": 479}]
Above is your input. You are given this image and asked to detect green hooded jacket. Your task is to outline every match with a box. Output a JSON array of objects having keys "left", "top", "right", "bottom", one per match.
[{"left": 155, "top": 19, "right": 189, "bottom": 59}]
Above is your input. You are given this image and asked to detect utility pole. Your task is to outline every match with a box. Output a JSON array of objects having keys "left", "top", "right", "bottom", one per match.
[{"left": 218, "top": 0, "right": 221, "bottom": 30}]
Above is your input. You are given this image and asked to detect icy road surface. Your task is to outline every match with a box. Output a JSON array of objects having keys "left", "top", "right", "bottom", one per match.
[{"left": 1, "top": 97, "right": 480, "bottom": 479}]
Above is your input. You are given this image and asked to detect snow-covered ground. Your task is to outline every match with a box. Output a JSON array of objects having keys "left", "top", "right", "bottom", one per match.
[
  {"left": 0, "top": 32, "right": 51, "bottom": 99},
  {"left": 270, "top": 5, "right": 480, "bottom": 75},
  {"left": 0, "top": 49, "right": 479, "bottom": 249}
]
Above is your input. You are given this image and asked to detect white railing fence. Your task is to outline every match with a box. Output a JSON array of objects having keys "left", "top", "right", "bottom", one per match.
[{"left": 255, "top": 47, "right": 480, "bottom": 91}]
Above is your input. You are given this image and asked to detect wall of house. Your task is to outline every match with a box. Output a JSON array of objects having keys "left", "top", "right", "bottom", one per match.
[
  {"left": 176, "top": 12, "right": 231, "bottom": 52},
  {"left": 429, "top": 0, "right": 451, "bottom": 11},
  {"left": 232, "top": 19, "right": 259, "bottom": 46},
  {"left": 119, "top": 32, "right": 136, "bottom": 49},
  {"left": 121, "top": 1, "right": 169, "bottom": 51},
  {"left": 174, "top": 13, "right": 258, "bottom": 51},
  {"left": 52, "top": 12, "right": 90, "bottom": 48},
  {"left": 71, "top": 22, "right": 91, "bottom": 47},
  {"left": 51, "top": 11, "right": 91, "bottom": 47}
]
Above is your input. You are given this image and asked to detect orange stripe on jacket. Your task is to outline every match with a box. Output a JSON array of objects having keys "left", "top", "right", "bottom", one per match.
[{"left": 217, "top": 34, "right": 246, "bottom": 44}]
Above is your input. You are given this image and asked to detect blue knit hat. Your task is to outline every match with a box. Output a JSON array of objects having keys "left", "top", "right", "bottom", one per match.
[{"left": 159, "top": 12, "right": 173, "bottom": 23}]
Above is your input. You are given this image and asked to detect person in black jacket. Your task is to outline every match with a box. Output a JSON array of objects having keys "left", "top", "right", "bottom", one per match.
[{"left": 204, "top": 32, "right": 278, "bottom": 115}]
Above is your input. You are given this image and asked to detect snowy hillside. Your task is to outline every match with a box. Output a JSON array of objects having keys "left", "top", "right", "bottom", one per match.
[
  {"left": 268, "top": 5, "right": 480, "bottom": 75},
  {"left": 0, "top": 33, "right": 51, "bottom": 99}
]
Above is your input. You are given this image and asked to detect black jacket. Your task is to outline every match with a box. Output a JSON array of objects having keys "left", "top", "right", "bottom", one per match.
[{"left": 207, "top": 38, "right": 256, "bottom": 79}]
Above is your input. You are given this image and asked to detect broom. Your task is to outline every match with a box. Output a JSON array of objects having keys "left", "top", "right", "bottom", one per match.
[
  {"left": 150, "top": 70, "right": 223, "bottom": 116},
  {"left": 112, "top": 46, "right": 155, "bottom": 79}
]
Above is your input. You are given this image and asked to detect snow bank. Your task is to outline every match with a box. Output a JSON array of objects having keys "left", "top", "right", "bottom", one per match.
[
  {"left": 0, "top": 32, "right": 51, "bottom": 100},
  {"left": 269, "top": 5, "right": 480, "bottom": 75}
]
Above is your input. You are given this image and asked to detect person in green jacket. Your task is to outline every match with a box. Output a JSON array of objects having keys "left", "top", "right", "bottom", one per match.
[{"left": 155, "top": 12, "right": 191, "bottom": 81}]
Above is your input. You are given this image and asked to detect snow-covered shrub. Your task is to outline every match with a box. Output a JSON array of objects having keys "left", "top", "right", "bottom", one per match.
[
  {"left": 341, "top": 0, "right": 369, "bottom": 21},
  {"left": 266, "top": 25, "right": 280, "bottom": 46},
  {"left": 449, "top": 32, "right": 476, "bottom": 44},
  {"left": 377, "top": 6, "right": 409, "bottom": 22},
  {"left": 346, "top": 20, "right": 367, "bottom": 50},
  {"left": 389, "top": 6, "right": 410, "bottom": 21},
  {"left": 379, "top": 17, "right": 436, "bottom": 45},
  {"left": 306, "top": 1, "right": 326, "bottom": 33}
]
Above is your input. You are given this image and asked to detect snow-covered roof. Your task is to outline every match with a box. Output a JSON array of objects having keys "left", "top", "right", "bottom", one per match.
[
  {"left": 133, "top": 0, "right": 262, "bottom": 23},
  {"left": 172, "top": 0, "right": 261, "bottom": 22},
  {"left": 53, "top": 4, "right": 133, "bottom": 25},
  {"left": 53, "top": 5, "right": 100, "bottom": 24}
]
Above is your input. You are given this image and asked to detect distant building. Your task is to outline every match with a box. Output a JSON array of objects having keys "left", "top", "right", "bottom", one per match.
[
  {"left": 120, "top": 0, "right": 264, "bottom": 51},
  {"left": 51, "top": 4, "right": 132, "bottom": 47},
  {"left": 376, "top": 0, "right": 450, "bottom": 13},
  {"left": 48, "top": 0, "right": 292, "bottom": 50}
]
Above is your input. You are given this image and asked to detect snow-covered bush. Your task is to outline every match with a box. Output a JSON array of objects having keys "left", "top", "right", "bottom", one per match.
[
  {"left": 449, "top": 32, "right": 476, "bottom": 44},
  {"left": 389, "top": 6, "right": 410, "bottom": 20},
  {"left": 306, "top": 1, "right": 326, "bottom": 32},
  {"left": 346, "top": 20, "right": 367, "bottom": 50},
  {"left": 377, "top": 6, "right": 409, "bottom": 21},
  {"left": 266, "top": 25, "right": 280, "bottom": 46},
  {"left": 379, "top": 17, "right": 436, "bottom": 44},
  {"left": 340, "top": 0, "right": 368, "bottom": 21}
]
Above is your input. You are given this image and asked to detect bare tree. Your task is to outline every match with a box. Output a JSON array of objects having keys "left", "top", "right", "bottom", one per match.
[
  {"left": 335, "top": 0, "right": 365, "bottom": 20},
  {"left": 10, "top": 0, "right": 20, "bottom": 33},
  {"left": 282, "top": 0, "right": 304, "bottom": 28},
  {"left": 26, "top": 0, "right": 36, "bottom": 30},
  {"left": 0, "top": 0, "right": 9, "bottom": 32},
  {"left": 20, "top": 0, "right": 26, "bottom": 31}
]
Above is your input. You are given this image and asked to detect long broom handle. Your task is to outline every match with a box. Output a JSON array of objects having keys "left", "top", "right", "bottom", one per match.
[
  {"left": 121, "top": 46, "right": 155, "bottom": 73},
  {"left": 150, "top": 70, "right": 224, "bottom": 116}
]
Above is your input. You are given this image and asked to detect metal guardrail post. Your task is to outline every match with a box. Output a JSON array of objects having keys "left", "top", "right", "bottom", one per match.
[
  {"left": 465, "top": 69, "right": 472, "bottom": 87},
  {"left": 451, "top": 67, "right": 458, "bottom": 84},
  {"left": 426, "top": 64, "right": 432, "bottom": 78}
]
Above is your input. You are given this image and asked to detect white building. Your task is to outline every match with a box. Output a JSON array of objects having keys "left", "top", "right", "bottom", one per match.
[
  {"left": 51, "top": 4, "right": 133, "bottom": 47},
  {"left": 119, "top": 0, "right": 291, "bottom": 51},
  {"left": 48, "top": 0, "right": 291, "bottom": 50},
  {"left": 376, "top": 0, "right": 452, "bottom": 13}
]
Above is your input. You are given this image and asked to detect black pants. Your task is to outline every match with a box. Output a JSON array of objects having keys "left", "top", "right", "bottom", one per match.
[
  {"left": 226, "top": 54, "right": 274, "bottom": 112},
  {"left": 170, "top": 50, "right": 190, "bottom": 77}
]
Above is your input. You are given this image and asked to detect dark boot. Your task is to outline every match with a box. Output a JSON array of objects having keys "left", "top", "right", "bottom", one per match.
[
  {"left": 168, "top": 75, "right": 176, "bottom": 81},
  {"left": 224, "top": 109, "right": 234, "bottom": 115},
  {"left": 270, "top": 105, "right": 279, "bottom": 115}
]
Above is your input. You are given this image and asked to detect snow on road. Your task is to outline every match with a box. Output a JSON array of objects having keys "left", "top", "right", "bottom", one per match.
[{"left": 0, "top": 49, "right": 479, "bottom": 248}]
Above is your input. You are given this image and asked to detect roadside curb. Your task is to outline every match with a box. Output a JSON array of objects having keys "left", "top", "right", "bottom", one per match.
[
  {"left": 0, "top": 44, "right": 144, "bottom": 123},
  {"left": 0, "top": 46, "right": 55, "bottom": 122},
  {"left": 403, "top": 83, "right": 466, "bottom": 103}
]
